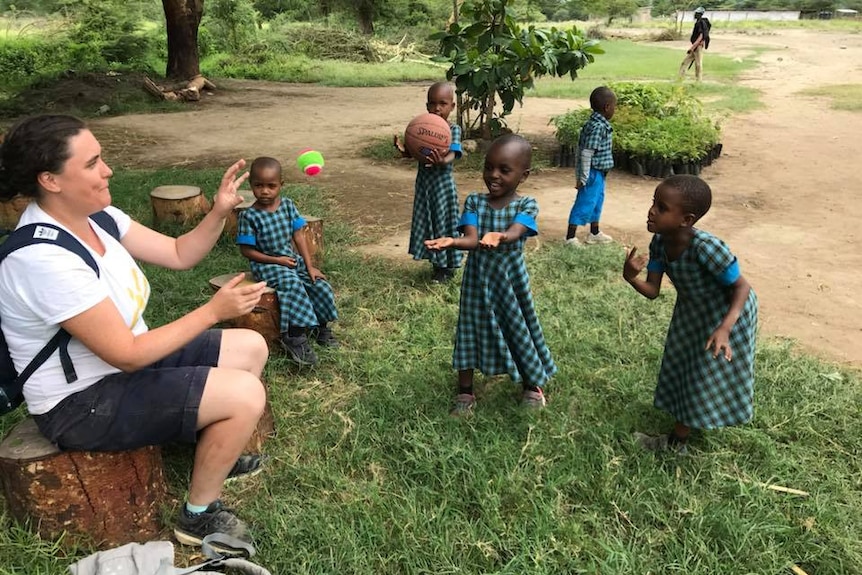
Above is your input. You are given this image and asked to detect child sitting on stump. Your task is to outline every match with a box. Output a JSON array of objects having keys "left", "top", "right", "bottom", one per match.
[{"left": 237, "top": 157, "right": 339, "bottom": 366}]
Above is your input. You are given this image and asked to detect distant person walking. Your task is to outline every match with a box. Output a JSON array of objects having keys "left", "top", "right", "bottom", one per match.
[{"left": 679, "top": 6, "right": 711, "bottom": 81}]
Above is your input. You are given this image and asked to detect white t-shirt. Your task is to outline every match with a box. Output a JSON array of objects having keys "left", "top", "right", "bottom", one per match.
[{"left": 0, "top": 203, "right": 150, "bottom": 414}]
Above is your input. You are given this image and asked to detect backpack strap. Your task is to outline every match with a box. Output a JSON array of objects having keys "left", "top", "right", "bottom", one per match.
[
  {"left": 0, "top": 211, "right": 118, "bottom": 396},
  {"left": 90, "top": 210, "right": 121, "bottom": 241}
]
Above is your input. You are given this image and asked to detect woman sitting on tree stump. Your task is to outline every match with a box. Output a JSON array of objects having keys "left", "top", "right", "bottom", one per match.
[{"left": 0, "top": 114, "right": 268, "bottom": 551}]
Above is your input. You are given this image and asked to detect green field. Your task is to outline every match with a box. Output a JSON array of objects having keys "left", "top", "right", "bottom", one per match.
[{"left": 1, "top": 169, "right": 859, "bottom": 574}]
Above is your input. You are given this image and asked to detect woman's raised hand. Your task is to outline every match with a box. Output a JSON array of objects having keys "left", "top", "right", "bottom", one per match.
[
  {"left": 208, "top": 273, "right": 267, "bottom": 322},
  {"left": 212, "top": 159, "right": 250, "bottom": 218}
]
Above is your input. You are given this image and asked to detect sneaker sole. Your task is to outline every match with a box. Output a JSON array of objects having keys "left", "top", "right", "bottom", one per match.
[
  {"left": 173, "top": 530, "right": 250, "bottom": 556},
  {"left": 224, "top": 465, "right": 264, "bottom": 484}
]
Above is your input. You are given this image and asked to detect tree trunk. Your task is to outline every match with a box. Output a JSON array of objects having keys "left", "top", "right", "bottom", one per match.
[
  {"left": 356, "top": 3, "right": 375, "bottom": 35},
  {"left": 162, "top": 0, "right": 204, "bottom": 80}
]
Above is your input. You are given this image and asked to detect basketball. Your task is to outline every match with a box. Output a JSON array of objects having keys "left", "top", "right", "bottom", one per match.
[{"left": 403, "top": 113, "right": 452, "bottom": 161}]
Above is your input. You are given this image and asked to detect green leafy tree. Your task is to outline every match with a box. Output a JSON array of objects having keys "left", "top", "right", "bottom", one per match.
[
  {"left": 203, "top": 0, "right": 259, "bottom": 51},
  {"left": 432, "top": 0, "right": 602, "bottom": 139}
]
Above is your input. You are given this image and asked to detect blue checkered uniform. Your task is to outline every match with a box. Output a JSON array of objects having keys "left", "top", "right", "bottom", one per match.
[
  {"left": 647, "top": 230, "right": 758, "bottom": 429},
  {"left": 408, "top": 123, "right": 463, "bottom": 270},
  {"left": 237, "top": 198, "right": 338, "bottom": 331},
  {"left": 452, "top": 193, "right": 557, "bottom": 387}
]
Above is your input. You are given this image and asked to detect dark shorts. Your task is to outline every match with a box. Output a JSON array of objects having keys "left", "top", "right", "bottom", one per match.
[{"left": 33, "top": 330, "right": 222, "bottom": 452}]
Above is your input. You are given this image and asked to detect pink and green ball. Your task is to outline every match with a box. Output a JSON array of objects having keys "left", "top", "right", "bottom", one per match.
[{"left": 297, "top": 149, "right": 324, "bottom": 176}]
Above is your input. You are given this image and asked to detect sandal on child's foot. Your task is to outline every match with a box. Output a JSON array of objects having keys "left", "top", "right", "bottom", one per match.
[
  {"left": 450, "top": 393, "right": 476, "bottom": 417},
  {"left": 521, "top": 387, "right": 546, "bottom": 409}
]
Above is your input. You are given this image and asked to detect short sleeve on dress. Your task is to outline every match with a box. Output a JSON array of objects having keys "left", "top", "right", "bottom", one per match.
[
  {"left": 236, "top": 210, "right": 256, "bottom": 246},
  {"left": 449, "top": 124, "right": 463, "bottom": 159},
  {"left": 282, "top": 198, "right": 307, "bottom": 231},
  {"left": 458, "top": 193, "right": 479, "bottom": 231},
  {"left": 646, "top": 234, "right": 665, "bottom": 273},
  {"left": 513, "top": 197, "right": 539, "bottom": 237},
  {"left": 695, "top": 232, "right": 740, "bottom": 285}
]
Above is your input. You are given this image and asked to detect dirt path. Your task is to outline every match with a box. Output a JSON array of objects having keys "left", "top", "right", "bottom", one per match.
[{"left": 95, "top": 29, "right": 862, "bottom": 366}]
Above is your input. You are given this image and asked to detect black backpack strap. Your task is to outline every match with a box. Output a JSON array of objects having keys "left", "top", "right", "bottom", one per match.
[
  {"left": 1, "top": 217, "right": 110, "bottom": 389},
  {"left": 90, "top": 210, "right": 121, "bottom": 241}
]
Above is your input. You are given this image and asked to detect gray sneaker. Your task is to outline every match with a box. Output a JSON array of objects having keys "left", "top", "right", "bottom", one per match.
[
  {"left": 280, "top": 334, "right": 319, "bottom": 366},
  {"left": 174, "top": 500, "right": 250, "bottom": 550},
  {"left": 313, "top": 325, "right": 340, "bottom": 348},
  {"left": 224, "top": 454, "right": 265, "bottom": 484}
]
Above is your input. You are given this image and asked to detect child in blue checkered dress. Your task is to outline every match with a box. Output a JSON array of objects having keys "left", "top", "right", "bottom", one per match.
[
  {"left": 237, "top": 157, "right": 339, "bottom": 366},
  {"left": 623, "top": 175, "right": 758, "bottom": 453},
  {"left": 395, "top": 82, "right": 463, "bottom": 283},
  {"left": 426, "top": 135, "right": 556, "bottom": 415},
  {"left": 566, "top": 86, "right": 616, "bottom": 247}
]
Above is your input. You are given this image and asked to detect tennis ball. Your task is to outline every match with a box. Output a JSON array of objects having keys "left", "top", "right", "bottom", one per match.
[{"left": 297, "top": 149, "right": 324, "bottom": 176}]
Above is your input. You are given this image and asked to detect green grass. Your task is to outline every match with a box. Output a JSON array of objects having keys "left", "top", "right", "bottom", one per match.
[
  {"left": 529, "top": 39, "right": 762, "bottom": 114},
  {"left": 799, "top": 83, "right": 862, "bottom": 111},
  {"left": 1, "top": 168, "right": 861, "bottom": 574}
]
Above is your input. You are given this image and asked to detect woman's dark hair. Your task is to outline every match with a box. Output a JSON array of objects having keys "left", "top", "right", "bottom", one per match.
[{"left": 0, "top": 115, "right": 86, "bottom": 201}]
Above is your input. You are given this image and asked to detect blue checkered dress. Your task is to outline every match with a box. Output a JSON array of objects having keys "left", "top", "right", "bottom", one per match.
[
  {"left": 452, "top": 193, "right": 557, "bottom": 387},
  {"left": 647, "top": 230, "right": 758, "bottom": 429},
  {"left": 237, "top": 198, "right": 338, "bottom": 331},
  {"left": 408, "top": 123, "right": 463, "bottom": 269}
]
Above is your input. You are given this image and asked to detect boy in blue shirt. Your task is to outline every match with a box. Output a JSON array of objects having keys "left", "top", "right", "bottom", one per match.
[{"left": 565, "top": 86, "right": 616, "bottom": 246}]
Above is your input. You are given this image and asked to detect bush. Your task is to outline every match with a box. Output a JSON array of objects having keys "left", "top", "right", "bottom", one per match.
[
  {"left": 0, "top": 39, "right": 68, "bottom": 88},
  {"left": 551, "top": 82, "right": 720, "bottom": 166},
  {"left": 262, "top": 19, "right": 377, "bottom": 62}
]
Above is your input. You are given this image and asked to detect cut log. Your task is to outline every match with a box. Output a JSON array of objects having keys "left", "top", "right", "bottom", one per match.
[
  {"left": 245, "top": 378, "right": 276, "bottom": 454},
  {"left": 223, "top": 189, "right": 256, "bottom": 240},
  {"left": 0, "top": 418, "right": 166, "bottom": 548},
  {"left": 209, "top": 272, "right": 281, "bottom": 351},
  {"left": 143, "top": 75, "right": 216, "bottom": 103},
  {"left": 150, "top": 185, "right": 210, "bottom": 228},
  {"left": 0, "top": 195, "right": 32, "bottom": 233},
  {"left": 301, "top": 216, "right": 324, "bottom": 268}
]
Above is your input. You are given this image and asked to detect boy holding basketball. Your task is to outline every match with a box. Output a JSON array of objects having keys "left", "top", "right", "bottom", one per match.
[
  {"left": 566, "top": 86, "right": 616, "bottom": 246},
  {"left": 394, "top": 82, "right": 463, "bottom": 283},
  {"left": 237, "top": 157, "right": 339, "bottom": 366}
]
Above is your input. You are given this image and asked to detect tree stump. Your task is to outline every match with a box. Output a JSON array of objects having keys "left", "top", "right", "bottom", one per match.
[
  {"left": 208, "top": 273, "right": 280, "bottom": 351},
  {"left": 0, "top": 418, "right": 166, "bottom": 548},
  {"left": 245, "top": 378, "right": 276, "bottom": 454},
  {"left": 150, "top": 185, "right": 210, "bottom": 228},
  {"left": 300, "top": 216, "right": 324, "bottom": 268},
  {"left": 0, "top": 195, "right": 32, "bottom": 233},
  {"left": 223, "top": 189, "right": 256, "bottom": 241}
]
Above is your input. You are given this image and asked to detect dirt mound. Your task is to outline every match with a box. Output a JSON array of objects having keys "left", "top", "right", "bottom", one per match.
[{"left": 0, "top": 70, "right": 163, "bottom": 119}]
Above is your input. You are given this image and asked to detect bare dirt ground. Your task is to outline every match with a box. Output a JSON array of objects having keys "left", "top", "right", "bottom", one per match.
[{"left": 95, "top": 28, "right": 862, "bottom": 366}]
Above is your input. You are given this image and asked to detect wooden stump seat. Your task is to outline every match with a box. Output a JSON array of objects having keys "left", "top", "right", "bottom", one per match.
[
  {"left": 209, "top": 272, "right": 281, "bottom": 350},
  {"left": 150, "top": 185, "right": 210, "bottom": 228},
  {"left": 223, "top": 189, "right": 256, "bottom": 240},
  {"left": 0, "top": 418, "right": 166, "bottom": 548},
  {"left": 303, "top": 216, "right": 324, "bottom": 269}
]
